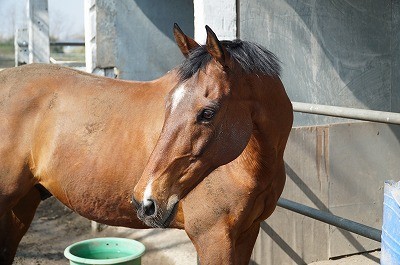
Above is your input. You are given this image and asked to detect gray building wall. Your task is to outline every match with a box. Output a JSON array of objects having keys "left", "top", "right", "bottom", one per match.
[
  {"left": 240, "top": 0, "right": 399, "bottom": 126},
  {"left": 239, "top": 1, "right": 400, "bottom": 263},
  {"left": 91, "top": 1, "right": 400, "bottom": 117},
  {"left": 252, "top": 122, "right": 400, "bottom": 264},
  {"left": 90, "top": 0, "right": 194, "bottom": 81},
  {"left": 85, "top": 1, "right": 400, "bottom": 263},
  {"left": 115, "top": 0, "right": 194, "bottom": 80},
  {"left": 392, "top": 1, "right": 400, "bottom": 113}
]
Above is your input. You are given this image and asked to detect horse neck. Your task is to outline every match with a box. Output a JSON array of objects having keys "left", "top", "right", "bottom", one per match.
[
  {"left": 234, "top": 131, "right": 277, "bottom": 180},
  {"left": 142, "top": 69, "right": 180, "bottom": 91},
  {"left": 232, "top": 75, "right": 292, "bottom": 184}
]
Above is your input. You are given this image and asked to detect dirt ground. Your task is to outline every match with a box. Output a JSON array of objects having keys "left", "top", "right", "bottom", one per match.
[
  {"left": 13, "top": 197, "right": 380, "bottom": 265},
  {"left": 14, "top": 197, "right": 197, "bottom": 265}
]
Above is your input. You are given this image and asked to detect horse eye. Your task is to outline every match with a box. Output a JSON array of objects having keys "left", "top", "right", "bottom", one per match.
[{"left": 198, "top": 109, "right": 215, "bottom": 122}]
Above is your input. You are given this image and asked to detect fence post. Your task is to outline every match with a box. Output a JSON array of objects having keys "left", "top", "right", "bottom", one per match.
[
  {"left": 14, "top": 28, "right": 29, "bottom": 66},
  {"left": 193, "top": 0, "right": 237, "bottom": 42},
  {"left": 28, "top": 0, "right": 50, "bottom": 63},
  {"left": 84, "top": 0, "right": 117, "bottom": 75}
]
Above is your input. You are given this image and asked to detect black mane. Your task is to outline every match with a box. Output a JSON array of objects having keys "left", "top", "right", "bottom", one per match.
[{"left": 177, "top": 39, "right": 281, "bottom": 82}]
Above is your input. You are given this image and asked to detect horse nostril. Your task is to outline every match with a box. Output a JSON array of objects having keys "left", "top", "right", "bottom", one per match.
[{"left": 143, "top": 199, "right": 156, "bottom": 217}]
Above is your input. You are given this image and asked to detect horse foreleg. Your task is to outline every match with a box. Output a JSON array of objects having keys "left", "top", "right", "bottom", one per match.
[
  {"left": 186, "top": 223, "right": 235, "bottom": 265},
  {"left": 234, "top": 222, "right": 260, "bottom": 264},
  {"left": 189, "top": 222, "right": 260, "bottom": 265},
  {"left": 0, "top": 188, "right": 41, "bottom": 264}
]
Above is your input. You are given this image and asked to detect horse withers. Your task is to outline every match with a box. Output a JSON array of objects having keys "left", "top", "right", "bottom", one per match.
[{"left": 0, "top": 24, "right": 292, "bottom": 264}]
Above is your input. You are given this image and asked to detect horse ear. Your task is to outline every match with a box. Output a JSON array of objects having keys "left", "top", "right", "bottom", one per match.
[
  {"left": 205, "top": 25, "right": 227, "bottom": 67},
  {"left": 173, "top": 23, "right": 200, "bottom": 58}
]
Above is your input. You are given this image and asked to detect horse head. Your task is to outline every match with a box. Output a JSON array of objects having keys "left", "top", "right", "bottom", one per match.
[{"left": 132, "top": 24, "right": 287, "bottom": 228}]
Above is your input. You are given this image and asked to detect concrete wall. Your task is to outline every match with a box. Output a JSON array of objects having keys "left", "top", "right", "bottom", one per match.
[
  {"left": 193, "top": 0, "right": 236, "bottom": 42},
  {"left": 238, "top": 4, "right": 399, "bottom": 262},
  {"left": 251, "top": 122, "right": 400, "bottom": 264},
  {"left": 87, "top": 0, "right": 399, "bottom": 123},
  {"left": 240, "top": 0, "right": 399, "bottom": 126},
  {"left": 85, "top": 0, "right": 194, "bottom": 81}
]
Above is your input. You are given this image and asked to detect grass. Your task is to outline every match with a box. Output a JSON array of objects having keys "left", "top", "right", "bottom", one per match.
[
  {"left": 0, "top": 38, "right": 85, "bottom": 68},
  {"left": 0, "top": 40, "right": 15, "bottom": 68},
  {"left": 51, "top": 47, "right": 85, "bottom": 62}
]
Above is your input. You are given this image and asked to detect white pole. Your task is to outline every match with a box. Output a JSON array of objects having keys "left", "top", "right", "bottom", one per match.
[
  {"left": 15, "top": 28, "right": 29, "bottom": 66},
  {"left": 84, "top": 0, "right": 96, "bottom": 73},
  {"left": 193, "top": 0, "right": 237, "bottom": 43},
  {"left": 28, "top": 0, "right": 49, "bottom": 63}
]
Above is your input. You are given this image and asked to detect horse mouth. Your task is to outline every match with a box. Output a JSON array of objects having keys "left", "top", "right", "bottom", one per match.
[
  {"left": 138, "top": 201, "right": 179, "bottom": 228},
  {"left": 161, "top": 201, "right": 179, "bottom": 228}
]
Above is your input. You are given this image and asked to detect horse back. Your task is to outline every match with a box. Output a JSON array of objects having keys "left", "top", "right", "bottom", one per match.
[{"left": 0, "top": 64, "right": 168, "bottom": 222}]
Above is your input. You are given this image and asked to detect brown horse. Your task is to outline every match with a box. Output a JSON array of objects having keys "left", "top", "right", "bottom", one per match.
[{"left": 0, "top": 24, "right": 292, "bottom": 264}]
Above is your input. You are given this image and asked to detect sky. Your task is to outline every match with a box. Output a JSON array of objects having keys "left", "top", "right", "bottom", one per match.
[{"left": 0, "top": 0, "right": 84, "bottom": 40}]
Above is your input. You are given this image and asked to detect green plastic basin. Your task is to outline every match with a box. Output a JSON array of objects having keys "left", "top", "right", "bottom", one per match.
[{"left": 64, "top": 237, "right": 145, "bottom": 265}]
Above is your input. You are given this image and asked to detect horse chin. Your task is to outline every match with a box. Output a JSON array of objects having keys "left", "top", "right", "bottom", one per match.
[
  {"left": 139, "top": 201, "right": 179, "bottom": 228},
  {"left": 162, "top": 201, "right": 180, "bottom": 227}
]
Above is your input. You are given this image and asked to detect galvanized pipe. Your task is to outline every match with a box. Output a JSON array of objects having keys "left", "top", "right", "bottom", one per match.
[
  {"left": 277, "top": 198, "right": 382, "bottom": 242},
  {"left": 50, "top": 41, "right": 85, "bottom": 47},
  {"left": 292, "top": 102, "right": 400, "bottom": 125}
]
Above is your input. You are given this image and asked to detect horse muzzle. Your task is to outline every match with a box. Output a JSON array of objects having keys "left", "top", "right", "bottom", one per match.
[{"left": 131, "top": 195, "right": 179, "bottom": 228}]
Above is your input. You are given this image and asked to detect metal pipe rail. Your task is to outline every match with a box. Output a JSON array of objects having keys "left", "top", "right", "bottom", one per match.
[
  {"left": 280, "top": 103, "right": 391, "bottom": 243},
  {"left": 50, "top": 41, "right": 85, "bottom": 47},
  {"left": 17, "top": 41, "right": 85, "bottom": 48},
  {"left": 292, "top": 102, "right": 400, "bottom": 125},
  {"left": 277, "top": 198, "right": 382, "bottom": 242}
]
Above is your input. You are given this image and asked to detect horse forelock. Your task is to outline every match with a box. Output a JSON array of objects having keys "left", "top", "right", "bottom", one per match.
[{"left": 177, "top": 39, "right": 281, "bottom": 82}]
